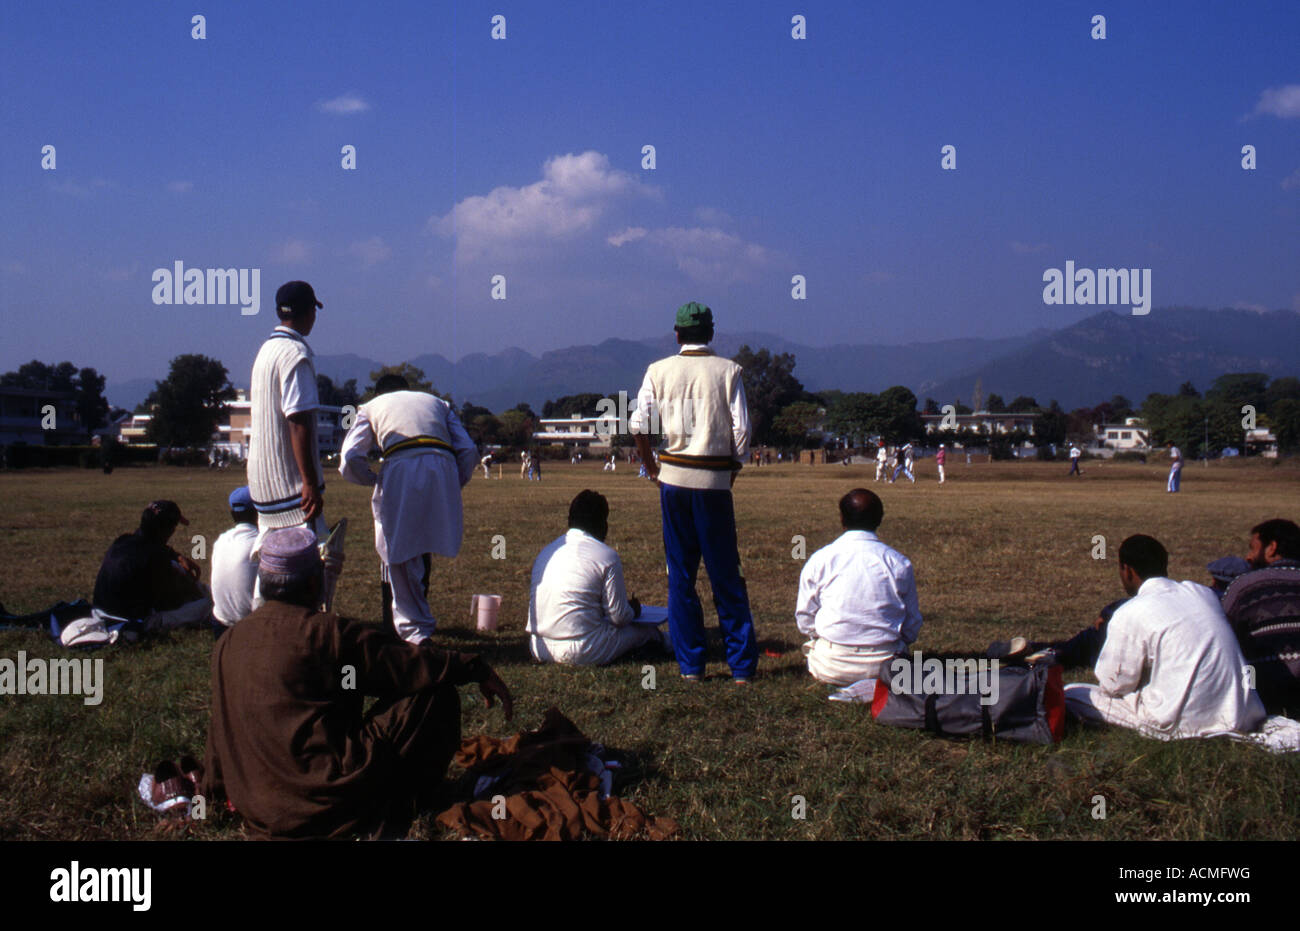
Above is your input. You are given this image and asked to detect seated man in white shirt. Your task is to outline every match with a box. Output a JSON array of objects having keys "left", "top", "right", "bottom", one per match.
[
  {"left": 795, "top": 488, "right": 923, "bottom": 686},
  {"left": 1065, "top": 534, "right": 1266, "bottom": 740},
  {"left": 210, "top": 486, "right": 260, "bottom": 636},
  {"left": 528, "top": 490, "right": 665, "bottom": 666}
]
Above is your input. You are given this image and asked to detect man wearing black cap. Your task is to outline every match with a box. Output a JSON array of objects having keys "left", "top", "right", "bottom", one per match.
[
  {"left": 630, "top": 302, "right": 758, "bottom": 683},
  {"left": 91, "top": 500, "right": 212, "bottom": 631},
  {"left": 248, "top": 281, "right": 343, "bottom": 598}
]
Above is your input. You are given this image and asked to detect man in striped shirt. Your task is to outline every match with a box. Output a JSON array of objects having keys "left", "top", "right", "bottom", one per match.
[{"left": 631, "top": 302, "right": 758, "bottom": 683}]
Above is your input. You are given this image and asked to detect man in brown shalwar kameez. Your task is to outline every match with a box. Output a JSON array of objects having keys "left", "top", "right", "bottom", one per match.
[{"left": 202, "top": 527, "right": 513, "bottom": 839}]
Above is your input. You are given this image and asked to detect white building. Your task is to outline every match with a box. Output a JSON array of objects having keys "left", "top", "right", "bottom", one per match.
[
  {"left": 533, "top": 415, "right": 613, "bottom": 451},
  {"left": 1094, "top": 418, "right": 1151, "bottom": 452}
]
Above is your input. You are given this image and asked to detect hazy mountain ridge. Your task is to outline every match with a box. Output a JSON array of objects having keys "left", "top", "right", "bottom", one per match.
[{"left": 104, "top": 309, "right": 1300, "bottom": 413}]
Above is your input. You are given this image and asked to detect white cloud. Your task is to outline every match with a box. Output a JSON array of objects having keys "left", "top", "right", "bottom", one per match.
[
  {"left": 607, "top": 225, "right": 773, "bottom": 284},
  {"left": 270, "top": 239, "right": 313, "bottom": 264},
  {"left": 1250, "top": 84, "right": 1300, "bottom": 119},
  {"left": 606, "top": 227, "right": 647, "bottom": 247},
  {"left": 166, "top": 180, "right": 193, "bottom": 194},
  {"left": 348, "top": 236, "right": 392, "bottom": 268},
  {"left": 1282, "top": 167, "right": 1300, "bottom": 191},
  {"left": 317, "top": 93, "right": 370, "bottom": 115},
  {"left": 49, "top": 177, "right": 112, "bottom": 197},
  {"left": 694, "top": 206, "right": 734, "bottom": 226},
  {"left": 433, "top": 151, "right": 650, "bottom": 263},
  {"left": 1010, "top": 240, "right": 1050, "bottom": 255}
]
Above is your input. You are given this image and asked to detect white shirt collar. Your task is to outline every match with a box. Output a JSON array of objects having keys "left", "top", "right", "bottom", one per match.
[
  {"left": 678, "top": 343, "right": 712, "bottom": 354},
  {"left": 840, "top": 529, "right": 881, "bottom": 542}
]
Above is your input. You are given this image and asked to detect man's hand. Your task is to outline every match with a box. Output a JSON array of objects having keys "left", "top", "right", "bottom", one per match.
[
  {"left": 479, "top": 669, "right": 514, "bottom": 722},
  {"left": 629, "top": 596, "right": 641, "bottom": 619},
  {"left": 176, "top": 554, "right": 202, "bottom": 580},
  {"left": 300, "top": 484, "right": 323, "bottom": 522}
]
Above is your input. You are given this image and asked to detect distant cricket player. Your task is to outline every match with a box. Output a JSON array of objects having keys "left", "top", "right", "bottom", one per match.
[
  {"left": 936, "top": 443, "right": 947, "bottom": 484},
  {"left": 1166, "top": 442, "right": 1182, "bottom": 493},
  {"left": 1068, "top": 443, "right": 1082, "bottom": 476},
  {"left": 875, "top": 442, "right": 888, "bottom": 482},
  {"left": 892, "top": 442, "right": 915, "bottom": 483}
]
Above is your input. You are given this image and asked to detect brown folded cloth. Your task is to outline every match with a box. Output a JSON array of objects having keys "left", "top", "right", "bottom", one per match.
[{"left": 435, "top": 707, "right": 678, "bottom": 841}]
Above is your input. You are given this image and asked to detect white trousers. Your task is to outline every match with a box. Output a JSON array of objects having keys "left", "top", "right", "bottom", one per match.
[
  {"left": 385, "top": 556, "right": 438, "bottom": 644},
  {"left": 802, "top": 638, "right": 894, "bottom": 687},
  {"left": 1064, "top": 683, "right": 1144, "bottom": 730},
  {"left": 937, "top": 464, "right": 945, "bottom": 483},
  {"left": 875, "top": 462, "right": 885, "bottom": 481},
  {"left": 530, "top": 624, "right": 662, "bottom": 666}
]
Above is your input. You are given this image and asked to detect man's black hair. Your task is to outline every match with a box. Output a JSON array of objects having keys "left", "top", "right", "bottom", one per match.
[
  {"left": 1251, "top": 518, "right": 1300, "bottom": 560},
  {"left": 568, "top": 489, "right": 609, "bottom": 534},
  {"left": 374, "top": 374, "right": 409, "bottom": 396},
  {"left": 1118, "top": 534, "right": 1168, "bottom": 580},
  {"left": 674, "top": 322, "right": 714, "bottom": 345},
  {"left": 839, "top": 488, "right": 883, "bottom": 531}
]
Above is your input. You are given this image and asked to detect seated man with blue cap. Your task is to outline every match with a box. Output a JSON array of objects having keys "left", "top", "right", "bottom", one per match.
[
  {"left": 203, "top": 527, "right": 514, "bottom": 839},
  {"left": 210, "top": 486, "right": 260, "bottom": 635}
]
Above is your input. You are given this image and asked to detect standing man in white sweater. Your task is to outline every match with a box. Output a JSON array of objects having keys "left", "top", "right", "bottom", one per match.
[
  {"left": 247, "top": 281, "right": 344, "bottom": 606},
  {"left": 631, "top": 302, "right": 758, "bottom": 683},
  {"left": 339, "top": 374, "right": 478, "bottom": 642}
]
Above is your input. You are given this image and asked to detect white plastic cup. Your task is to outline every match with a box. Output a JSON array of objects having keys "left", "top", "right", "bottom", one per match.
[{"left": 471, "top": 594, "right": 502, "bottom": 631}]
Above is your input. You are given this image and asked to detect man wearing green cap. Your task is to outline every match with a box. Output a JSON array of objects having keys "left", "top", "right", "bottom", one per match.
[{"left": 631, "top": 302, "right": 758, "bottom": 682}]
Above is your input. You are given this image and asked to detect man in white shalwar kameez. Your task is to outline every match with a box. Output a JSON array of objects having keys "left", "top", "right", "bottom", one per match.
[
  {"left": 1065, "top": 534, "right": 1266, "bottom": 740},
  {"left": 339, "top": 374, "right": 478, "bottom": 643}
]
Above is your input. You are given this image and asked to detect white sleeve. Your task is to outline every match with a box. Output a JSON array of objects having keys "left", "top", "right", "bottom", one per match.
[
  {"left": 794, "top": 556, "right": 820, "bottom": 637},
  {"left": 1093, "top": 612, "right": 1145, "bottom": 698},
  {"left": 603, "top": 555, "right": 635, "bottom": 628},
  {"left": 447, "top": 408, "right": 478, "bottom": 487},
  {"left": 628, "top": 369, "right": 656, "bottom": 435},
  {"left": 281, "top": 360, "right": 319, "bottom": 417},
  {"left": 897, "top": 560, "right": 923, "bottom": 645},
  {"left": 731, "top": 373, "right": 751, "bottom": 461},
  {"left": 338, "top": 407, "right": 378, "bottom": 486}
]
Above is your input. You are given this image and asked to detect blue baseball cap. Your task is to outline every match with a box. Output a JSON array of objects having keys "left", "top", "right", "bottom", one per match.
[{"left": 229, "top": 486, "right": 254, "bottom": 514}]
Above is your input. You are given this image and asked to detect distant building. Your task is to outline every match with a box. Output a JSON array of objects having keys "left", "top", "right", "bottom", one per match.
[
  {"left": 922, "top": 410, "right": 1038, "bottom": 440},
  {"left": 1095, "top": 417, "right": 1151, "bottom": 452},
  {"left": 216, "top": 391, "right": 345, "bottom": 460},
  {"left": 533, "top": 414, "right": 613, "bottom": 451},
  {"left": 0, "top": 386, "right": 83, "bottom": 445},
  {"left": 1244, "top": 427, "right": 1278, "bottom": 459}
]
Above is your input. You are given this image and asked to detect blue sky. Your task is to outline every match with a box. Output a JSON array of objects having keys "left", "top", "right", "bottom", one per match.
[{"left": 1, "top": 0, "right": 1297, "bottom": 395}]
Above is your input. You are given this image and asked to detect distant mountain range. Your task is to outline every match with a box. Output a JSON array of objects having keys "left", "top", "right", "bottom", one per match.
[{"left": 106, "top": 308, "right": 1300, "bottom": 413}]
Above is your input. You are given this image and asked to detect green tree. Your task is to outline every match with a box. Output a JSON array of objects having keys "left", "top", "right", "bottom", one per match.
[
  {"left": 316, "top": 374, "right": 360, "bottom": 409},
  {"left": 771, "top": 401, "right": 824, "bottom": 449},
  {"left": 733, "top": 345, "right": 804, "bottom": 445},
  {"left": 985, "top": 393, "right": 1006, "bottom": 413},
  {"left": 1269, "top": 399, "right": 1300, "bottom": 453},
  {"left": 145, "top": 354, "right": 237, "bottom": 448},
  {"left": 497, "top": 408, "right": 535, "bottom": 448},
  {"left": 1264, "top": 376, "right": 1300, "bottom": 409},
  {"left": 826, "top": 392, "right": 881, "bottom": 446},
  {"left": 876, "top": 386, "right": 925, "bottom": 443},
  {"left": 1007, "top": 395, "right": 1039, "bottom": 413},
  {"left": 362, "top": 363, "right": 443, "bottom": 402},
  {"left": 1034, "top": 400, "right": 1068, "bottom": 446},
  {"left": 542, "top": 393, "right": 606, "bottom": 418},
  {"left": 74, "top": 367, "right": 109, "bottom": 438}
]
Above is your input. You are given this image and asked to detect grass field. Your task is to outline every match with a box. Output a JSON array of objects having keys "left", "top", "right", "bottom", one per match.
[{"left": 1, "top": 456, "right": 1298, "bottom": 840}]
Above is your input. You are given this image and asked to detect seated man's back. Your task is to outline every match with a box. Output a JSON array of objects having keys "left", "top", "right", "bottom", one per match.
[
  {"left": 211, "top": 522, "right": 258, "bottom": 627},
  {"left": 1095, "top": 578, "right": 1265, "bottom": 738},
  {"left": 206, "top": 599, "right": 473, "bottom": 838}
]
